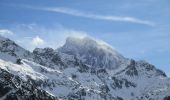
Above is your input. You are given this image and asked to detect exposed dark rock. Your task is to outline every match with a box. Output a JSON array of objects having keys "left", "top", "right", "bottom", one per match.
[
  {"left": 125, "top": 59, "right": 138, "bottom": 76},
  {"left": 78, "top": 64, "right": 89, "bottom": 73},
  {"left": 33, "top": 48, "right": 65, "bottom": 68},
  {"left": 97, "top": 68, "right": 108, "bottom": 74},
  {"left": 111, "top": 77, "right": 136, "bottom": 89},
  {"left": 90, "top": 67, "right": 96, "bottom": 74},
  {"left": 156, "top": 69, "right": 167, "bottom": 77},
  {"left": 0, "top": 68, "right": 57, "bottom": 100},
  {"left": 138, "top": 61, "right": 167, "bottom": 77},
  {"left": 100, "top": 84, "right": 110, "bottom": 93},
  {"left": 164, "top": 96, "right": 170, "bottom": 100},
  {"left": 68, "top": 88, "right": 86, "bottom": 100},
  {"left": 16, "top": 58, "right": 22, "bottom": 65},
  {"left": 111, "top": 77, "right": 123, "bottom": 89},
  {"left": 71, "top": 74, "right": 77, "bottom": 79},
  {"left": 116, "top": 96, "right": 123, "bottom": 100}
]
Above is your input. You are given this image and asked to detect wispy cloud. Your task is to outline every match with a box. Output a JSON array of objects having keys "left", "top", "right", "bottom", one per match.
[
  {"left": 40, "top": 7, "right": 155, "bottom": 26},
  {"left": 11, "top": 4, "right": 155, "bottom": 26},
  {"left": 7, "top": 23, "right": 87, "bottom": 51},
  {"left": 0, "top": 29, "right": 14, "bottom": 36},
  {"left": 32, "top": 36, "right": 45, "bottom": 46}
]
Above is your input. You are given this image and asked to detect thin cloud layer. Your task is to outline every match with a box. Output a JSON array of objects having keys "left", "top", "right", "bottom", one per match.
[
  {"left": 0, "top": 29, "right": 14, "bottom": 36},
  {"left": 14, "top": 4, "right": 155, "bottom": 26},
  {"left": 6, "top": 24, "right": 88, "bottom": 51},
  {"left": 43, "top": 7, "right": 155, "bottom": 26}
]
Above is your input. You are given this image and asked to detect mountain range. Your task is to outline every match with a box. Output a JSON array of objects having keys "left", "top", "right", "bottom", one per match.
[{"left": 0, "top": 35, "right": 170, "bottom": 100}]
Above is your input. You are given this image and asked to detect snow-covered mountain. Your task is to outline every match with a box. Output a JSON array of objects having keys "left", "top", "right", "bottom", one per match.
[
  {"left": 0, "top": 36, "right": 32, "bottom": 62},
  {"left": 0, "top": 35, "right": 170, "bottom": 100},
  {"left": 58, "top": 37, "right": 127, "bottom": 70}
]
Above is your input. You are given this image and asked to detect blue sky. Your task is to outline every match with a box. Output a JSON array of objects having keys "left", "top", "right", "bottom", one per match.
[{"left": 0, "top": 0, "right": 170, "bottom": 76}]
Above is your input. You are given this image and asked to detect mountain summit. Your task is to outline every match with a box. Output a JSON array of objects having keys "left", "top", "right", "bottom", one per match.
[{"left": 59, "top": 37, "right": 127, "bottom": 69}]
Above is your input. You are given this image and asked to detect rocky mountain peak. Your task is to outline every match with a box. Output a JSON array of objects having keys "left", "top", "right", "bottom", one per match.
[
  {"left": 0, "top": 35, "right": 170, "bottom": 100},
  {"left": 65, "top": 36, "right": 98, "bottom": 47},
  {"left": 64, "top": 37, "right": 117, "bottom": 52},
  {"left": 59, "top": 37, "right": 127, "bottom": 69},
  {"left": 0, "top": 36, "right": 32, "bottom": 62}
]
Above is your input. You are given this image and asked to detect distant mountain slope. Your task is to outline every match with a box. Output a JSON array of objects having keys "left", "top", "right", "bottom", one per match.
[
  {"left": 0, "top": 35, "right": 170, "bottom": 100},
  {"left": 0, "top": 36, "right": 32, "bottom": 62},
  {"left": 0, "top": 67, "right": 57, "bottom": 100}
]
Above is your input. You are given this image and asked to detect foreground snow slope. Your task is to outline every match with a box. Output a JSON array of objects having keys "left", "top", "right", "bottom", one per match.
[{"left": 0, "top": 35, "right": 170, "bottom": 100}]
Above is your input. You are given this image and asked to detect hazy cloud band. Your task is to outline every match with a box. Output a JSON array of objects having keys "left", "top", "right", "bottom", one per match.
[
  {"left": 16, "top": 4, "right": 155, "bottom": 26},
  {"left": 43, "top": 7, "right": 155, "bottom": 26}
]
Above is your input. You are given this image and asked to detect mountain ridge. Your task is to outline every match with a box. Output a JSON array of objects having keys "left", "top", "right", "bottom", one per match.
[{"left": 0, "top": 35, "right": 170, "bottom": 100}]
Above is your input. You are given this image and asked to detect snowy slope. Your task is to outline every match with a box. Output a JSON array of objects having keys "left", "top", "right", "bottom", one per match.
[
  {"left": 0, "top": 36, "right": 32, "bottom": 62},
  {"left": 0, "top": 36, "right": 170, "bottom": 100},
  {"left": 0, "top": 67, "right": 57, "bottom": 100}
]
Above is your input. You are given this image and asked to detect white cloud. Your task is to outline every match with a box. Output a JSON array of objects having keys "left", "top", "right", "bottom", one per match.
[
  {"left": 42, "top": 7, "right": 155, "bottom": 26},
  {"left": 13, "top": 4, "right": 155, "bottom": 26},
  {"left": 7, "top": 24, "right": 88, "bottom": 51},
  {"left": 32, "top": 36, "right": 45, "bottom": 46},
  {"left": 0, "top": 29, "right": 14, "bottom": 36},
  {"left": 41, "top": 27, "right": 88, "bottom": 49}
]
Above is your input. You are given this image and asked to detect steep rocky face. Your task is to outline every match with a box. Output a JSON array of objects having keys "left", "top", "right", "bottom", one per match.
[
  {"left": 114, "top": 59, "right": 166, "bottom": 78},
  {"left": 125, "top": 60, "right": 138, "bottom": 76},
  {"left": 0, "top": 68, "right": 57, "bottom": 100},
  {"left": 0, "top": 36, "right": 32, "bottom": 62},
  {"left": 33, "top": 47, "right": 81, "bottom": 70},
  {"left": 33, "top": 48, "right": 64, "bottom": 69},
  {"left": 111, "top": 77, "right": 136, "bottom": 89},
  {"left": 33, "top": 47, "right": 92, "bottom": 71},
  {"left": 136, "top": 60, "right": 167, "bottom": 77},
  {"left": 58, "top": 37, "right": 128, "bottom": 69}
]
